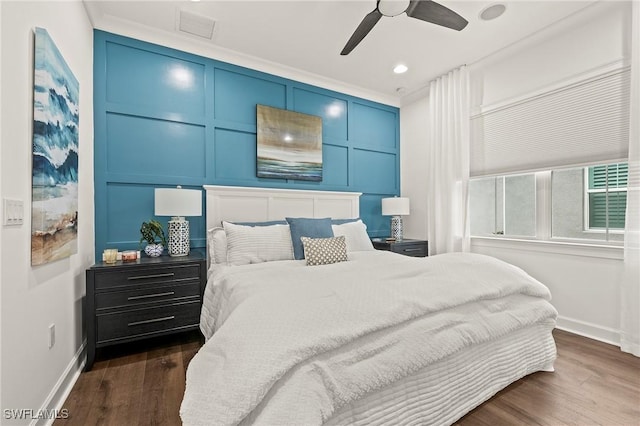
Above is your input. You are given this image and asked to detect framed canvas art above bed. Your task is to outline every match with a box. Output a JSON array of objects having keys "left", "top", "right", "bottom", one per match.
[{"left": 256, "top": 104, "right": 323, "bottom": 182}]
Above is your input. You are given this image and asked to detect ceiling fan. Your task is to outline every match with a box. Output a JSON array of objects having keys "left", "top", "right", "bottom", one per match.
[{"left": 341, "top": 0, "right": 468, "bottom": 55}]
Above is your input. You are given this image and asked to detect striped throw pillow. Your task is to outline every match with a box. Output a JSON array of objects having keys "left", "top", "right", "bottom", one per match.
[{"left": 223, "top": 221, "right": 294, "bottom": 266}]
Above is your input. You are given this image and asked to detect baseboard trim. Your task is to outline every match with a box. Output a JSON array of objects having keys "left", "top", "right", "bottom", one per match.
[
  {"left": 556, "top": 316, "right": 620, "bottom": 347},
  {"left": 31, "top": 341, "right": 86, "bottom": 426}
]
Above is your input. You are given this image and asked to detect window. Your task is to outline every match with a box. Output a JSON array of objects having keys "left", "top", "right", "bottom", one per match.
[
  {"left": 586, "top": 163, "right": 628, "bottom": 230},
  {"left": 469, "top": 173, "right": 536, "bottom": 238},
  {"left": 551, "top": 162, "right": 626, "bottom": 242},
  {"left": 468, "top": 65, "right": 630, "bottom": 248},
  {"left": 470, "top": 162, "right": 627, "bottom": 244}
]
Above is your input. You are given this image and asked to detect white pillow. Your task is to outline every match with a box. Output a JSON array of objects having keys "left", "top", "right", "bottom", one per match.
[
  {"left": 223, "top": 221, "right": 294, "bottom": 266},
  {"left": 207, "top": 227, "right": 228, "bottom": 265},
  {"left": 331, "top": 220, "right": 374, "bottom": 252}
]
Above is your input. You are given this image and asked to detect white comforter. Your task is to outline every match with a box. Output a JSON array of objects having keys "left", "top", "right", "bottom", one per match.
[{"left": 181, "top": 251, "right": 557, "bottom": 426}]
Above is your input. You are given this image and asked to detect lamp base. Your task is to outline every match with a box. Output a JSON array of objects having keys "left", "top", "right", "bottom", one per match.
[
  {"left": 390, "top": 216, "right": 403, "bottom": 240},
  {"left": 168, "top": 217, "right": 190, "bottom": 257}
]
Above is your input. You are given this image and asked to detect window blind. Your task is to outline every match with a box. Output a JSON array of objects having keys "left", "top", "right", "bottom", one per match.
[
  {"left": 589, "top": 192, "right": 627, "bottom": 229},
  {"left": 470, "top": 68, "right": 631, "bottom": 177},
  {"left": 589, "top": 162, "right": 628, "bottom": 189},
  {"left": 588, "top": 162, "right": 628, "bottom": 229}
]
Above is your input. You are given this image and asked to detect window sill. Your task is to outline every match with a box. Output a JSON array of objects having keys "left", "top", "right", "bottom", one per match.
[
  {"left": 470, "top": 236, "right": 623, "bottom": 260},
  {"left": 582, "top": 229, "right": 625, "bottom": 235}
]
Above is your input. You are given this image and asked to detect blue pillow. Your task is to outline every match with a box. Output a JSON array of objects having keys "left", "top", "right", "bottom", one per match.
[
  {"left": 331, "top": 218, "right": 360, "bottom": 225},
  {"left": 286, "top": 217, "right": 334, "bottom": 260}
]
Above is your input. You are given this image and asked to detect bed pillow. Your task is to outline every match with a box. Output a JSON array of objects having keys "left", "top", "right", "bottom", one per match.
[
  {"left": 331, "top": 218, "right": 360, "bottom": 225},
  {"left": 331, "top": 220, "right": 375, "bottom": 252},
  {"left": 231, "top": 220, "right": 288, "bottom": 226},
  {"left": 285, "top": 217, "right": 334, "bottom": 260},
  {"left": 207, "top": 227, "right": 228, "bottom": 265},
  {"left": 300, "top": 236, "right": 348, "bottom": 266},
  {"left": 222, "top": 221, "right": 294, "bottom": 266}
]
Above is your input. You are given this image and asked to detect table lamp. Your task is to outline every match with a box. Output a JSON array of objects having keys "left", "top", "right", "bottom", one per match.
[
  {"left": 381, "top": 197, "right": 410, "bottom": 240},
  {"left": 154, "top": 186, "right": 202, "bottom": 256}
]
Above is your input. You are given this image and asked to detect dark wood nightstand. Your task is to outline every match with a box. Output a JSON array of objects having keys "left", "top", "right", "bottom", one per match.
[
  {"left": 85, "top": 251, "right": 206, "bottom": 371},
  {"left": 372, "top": 239, "right": 429, "bottom": 257}
]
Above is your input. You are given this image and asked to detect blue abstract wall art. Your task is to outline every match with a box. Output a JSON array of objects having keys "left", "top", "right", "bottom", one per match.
[
  {"left": 31, "top": 27, "right": 79, "bottom": 266},
  {"left": 257, "top": 105, "right": 323, "bottom": 181}
]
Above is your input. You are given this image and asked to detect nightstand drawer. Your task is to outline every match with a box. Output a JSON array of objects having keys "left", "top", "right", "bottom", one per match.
[
  {"left": 94, "top": 264, "right": 201, "bottom": 291},
  {"left": 96, "top": 300, "right": 200, "bottom": 344},
  {"left": 95, "top": 281, "right": 200, "bottom": 310},
  {"left": 391, "top": 243, "right": 428, "bottom": 257}
]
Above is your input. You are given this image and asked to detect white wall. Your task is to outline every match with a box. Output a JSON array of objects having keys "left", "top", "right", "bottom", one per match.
[
  {"left": 473, "top": 1, "right": 630, "bottom": 109},
  {"left": 399, "top": 95, "right": 429, "bottom": 242},
  {"left": 471, "top": 240, "right": 623, "bottom": 344},
  {"left": 401, "top": 1, "right": 631, "bottom": 345},
  {"left": 0, "top": 1, "right": 94, "bottom": 423}
]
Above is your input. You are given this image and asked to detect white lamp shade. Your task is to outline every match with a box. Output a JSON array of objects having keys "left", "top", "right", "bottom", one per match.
[
  {"left": 155, "top": 187, "right": 202, "bottom": 217},
  {"left": 381, "top": 197, "right": 410, "bottom": 216}
]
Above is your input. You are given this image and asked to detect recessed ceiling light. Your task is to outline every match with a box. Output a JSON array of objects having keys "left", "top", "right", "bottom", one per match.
[
  {"left": 393, "top": 64, "right": 408, "bottom": 74},
  {"left": 479, "top": 4, "right": 506, "bottom": 21}
]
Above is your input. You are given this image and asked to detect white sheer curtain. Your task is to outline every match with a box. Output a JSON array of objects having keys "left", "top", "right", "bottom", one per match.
[
  {"left": 427, "top": 66, "right": 470, "bottom": 255},
  {"left": 621, "top": 1, "right": 640, "bottom": 357}
]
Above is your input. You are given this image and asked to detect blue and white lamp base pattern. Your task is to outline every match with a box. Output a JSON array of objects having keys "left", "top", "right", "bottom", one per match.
[
  {"left": 391, "top": 216, "right": 403, "bottom": 240},
  {"left": 168, "top": 219, "right": 190, "bottom": 257}
]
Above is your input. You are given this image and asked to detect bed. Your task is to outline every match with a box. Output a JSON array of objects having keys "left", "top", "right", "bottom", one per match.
[{"left": 180, "top": 185, "right": 557, "bottom": 426}]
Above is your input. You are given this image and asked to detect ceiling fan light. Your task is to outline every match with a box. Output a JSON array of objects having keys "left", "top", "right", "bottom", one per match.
[{"left": 378, "top": 0, "right": 410, "bottom": 17}]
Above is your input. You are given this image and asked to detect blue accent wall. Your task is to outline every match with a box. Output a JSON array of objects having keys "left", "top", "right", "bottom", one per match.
[{"left": 94, "top": 31, "right": 400, "bottom": 260}]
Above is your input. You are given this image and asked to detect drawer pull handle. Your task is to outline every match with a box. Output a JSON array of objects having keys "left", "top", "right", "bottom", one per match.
[
  {"left": 128, "top": 316, "right": 175, "bottom": 327},
  {"left": 127, "top": 273, "right": 175, "bottom": 281},
  {"left": 403, "top": 248, "right": 422, "bottom": 252},
  {"left": 127, "top": 291, "right": 175, "bottom": 301}
]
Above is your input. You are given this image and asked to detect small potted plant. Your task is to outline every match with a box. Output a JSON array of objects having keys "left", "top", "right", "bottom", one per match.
[{"left": 139, "top": 219, "right": 167, "bottom": 257}]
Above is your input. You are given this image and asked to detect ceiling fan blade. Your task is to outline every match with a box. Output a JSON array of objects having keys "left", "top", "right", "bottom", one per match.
[
  {"left": 406, "top": 0, "right": 468, "bottom": 31},
  {"left": 340, "top": 9, "right": 383, "bottom": 56}
]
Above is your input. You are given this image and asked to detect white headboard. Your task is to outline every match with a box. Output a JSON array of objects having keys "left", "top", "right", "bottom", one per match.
[{"left": 203, "top": 185, "right": 362, "bottom": 231}]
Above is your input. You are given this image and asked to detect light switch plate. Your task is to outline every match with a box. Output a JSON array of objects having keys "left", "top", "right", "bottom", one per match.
[{"left": 3, "top": 198, "right": 24, "bottom": 226}]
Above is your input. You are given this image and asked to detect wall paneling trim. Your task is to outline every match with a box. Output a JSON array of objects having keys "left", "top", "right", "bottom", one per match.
[{"left": 93, "top": 31, "right": 400, "bottom": 260}]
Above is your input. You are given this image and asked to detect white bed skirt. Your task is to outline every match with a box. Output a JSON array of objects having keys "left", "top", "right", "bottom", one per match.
[{"left": 322, "top": 322, "right": 556, "bottom": 426}]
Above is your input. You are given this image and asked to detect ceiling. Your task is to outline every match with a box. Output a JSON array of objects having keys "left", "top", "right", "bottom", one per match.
[{"left": 84, "top": 0, "right": 597, "bottom": 104}]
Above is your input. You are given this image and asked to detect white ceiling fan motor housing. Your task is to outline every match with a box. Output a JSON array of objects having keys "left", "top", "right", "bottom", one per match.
[{"left": 378, "top": 0, "right": 411, "bottom": 17}]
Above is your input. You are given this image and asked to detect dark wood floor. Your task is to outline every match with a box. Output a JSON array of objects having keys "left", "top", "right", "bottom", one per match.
[{"left": 55, "top": 329, "right": 640, "bottom": 426}]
